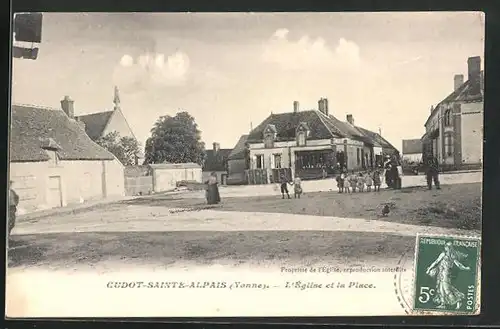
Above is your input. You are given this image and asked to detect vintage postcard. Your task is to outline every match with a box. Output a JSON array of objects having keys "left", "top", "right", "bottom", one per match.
[{"left": 7, "top": 12, "right": 483, "bottom": 318}]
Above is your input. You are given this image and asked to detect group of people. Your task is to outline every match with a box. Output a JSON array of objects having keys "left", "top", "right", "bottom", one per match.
[
  {"left": 336, "top": 169, "right": 382, "bottom": 193},
  {"left": 279, "top": 174, "right": 303, "bottom": 199},
  {"left": 203, "top": 153, "right": 441, "bottom": 205}
]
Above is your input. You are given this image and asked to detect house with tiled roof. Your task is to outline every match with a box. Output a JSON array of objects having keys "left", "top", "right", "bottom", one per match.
[
  {"left": 422, "top": 56, "right": 484, "bottom": 170},
  {"left": 75, "top": 86, "right": 144, "bottom": 165},
  {"left": 9, "top": 100, "right": 125, "bottom": 213},
  {"left": 402, "top": 139, "right": 423, "bottom": 163},
  {"left": 227, "top": 134, "right": 249, "bottom": 185},
  {"left": 246, "top": 99, "right": 398, "bottom": 180},
  {"left": 202, "top": 142, "right": 232, "bottom": 185}
]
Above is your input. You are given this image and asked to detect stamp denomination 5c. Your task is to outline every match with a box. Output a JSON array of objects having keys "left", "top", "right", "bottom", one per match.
[{"left": 413, "top": 234, "right": 481, "bottom": 314}]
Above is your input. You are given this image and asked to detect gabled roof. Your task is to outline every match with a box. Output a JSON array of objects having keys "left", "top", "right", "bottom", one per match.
[
  {"left": 203, "top": 149, "right": 232, "bottom": 172},
  {"left": 228, "top": 134, "right": 249, "bottom": 160},
  {"left": 10, "top": 105, "right": 116, "bottom": 162},
  {"left": 246, "top": 109, "right": 398, "bottom": 153},
  {"left": 247, "top": 110, "right": 343, "bottom": 142},
  {"left": 355, "top": 126, "right": 397, "bottom": 150},
  {"left": 402, "top": 139, "right": 423, "bottom": 155},
  {"left": 75, "top": 110, "right": 114, "bottom": 140},
  {"left": 321, "top": 114, "right": 375, "bottom": 145},
  {"left": 425, "top": 71, "right": 483, "bottom": 127}
]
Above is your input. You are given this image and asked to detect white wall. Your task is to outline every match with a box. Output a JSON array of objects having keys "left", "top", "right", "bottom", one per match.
[
  {"left": 10, "top": 156, "right": 125, "bottom": 213},
  {"left": 460, "top": 102, "right": 483, "bottom": 164},
  {"left": 103, "top": 109, "right": 135, "bottom": 139},
  {"left": 103, "top": 158, "right": 125, "bottom": 197},
  {"left": 403, "top": 153, "right": 422, "bottom": 163},
  {"left": 153, "top": 167, "right": 202, "bottom": 192}
]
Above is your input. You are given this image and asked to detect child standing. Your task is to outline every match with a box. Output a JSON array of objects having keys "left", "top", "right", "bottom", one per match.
[
  {"left": 279, "top": 173, "right": 291, "bottom": 199},
  {"left": 365, "top": 171, "right": 373, "bottom": 192},
  {"left": 293, "top": 176, "right": 303, "bottom": 198},
  {"left": 350, "top": 171, "right": 358, "bottom": 193},
  {"left": 336, "top": 172, "right": 345, "bottom": 193},
  {"left": 373, "top": 169, "right": 381, "bottom": 192},
  {"left": 357, "top": 172, "right": 365, "bottom": 192},
  {"left": 343, "top": 171, "right": 351, "bottom": 193}
]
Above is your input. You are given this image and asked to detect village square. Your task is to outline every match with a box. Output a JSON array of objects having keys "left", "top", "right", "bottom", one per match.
[{"left": 8, "top": 13, "right": 483, "bottom": 273}]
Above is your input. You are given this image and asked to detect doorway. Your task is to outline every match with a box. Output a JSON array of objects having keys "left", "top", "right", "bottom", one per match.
[
  {"left": 336, "top": 151, "right": 346, "bottom": 169},
  {"left": 47, "top": 175, "right": 63, "bottom": 208}
]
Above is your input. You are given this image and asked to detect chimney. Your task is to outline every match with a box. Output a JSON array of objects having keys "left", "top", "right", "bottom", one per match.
[
  {"left": 318, "top": 98, "right": 324, "bottom": 113},
  {"left": 430, "top": 105, "right": 434, "bottom": 113},
  {"left": 213, "top": 142, "right": 220, "bottom": 153},
  {"left": 323, "top": 98, "right": 329, "bottom": 116},
  {"left": 60, "top": 95, "right": 74, "bottom": 119},
  {"left": 346, "top": 114, "right": 354, "bottom": 125},
  {"left": 467, "top": 56, "right": 481, "bottom": 81},
  {"left": 467, "top": 56, "right": 482, "bottom": 96},
  {"left": 454, "top": 74, "right": 464, "bottom": 91},
  {"left": 293, "top": 101, "right": 300, "bottom": 113}
]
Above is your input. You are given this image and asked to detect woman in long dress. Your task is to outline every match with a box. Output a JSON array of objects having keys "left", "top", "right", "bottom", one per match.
[
  {"left": 426, "top": 242, "right": 471, "bottom": 309},
  {"left": 205, "top": 172, "right": 221, "bottom": 205}
]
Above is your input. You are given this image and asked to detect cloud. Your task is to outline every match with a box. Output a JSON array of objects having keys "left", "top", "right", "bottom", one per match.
[
  {"left": 262, "top": 29, "right": 361, "bottom": 70},
  {"left": 395, "top": 56, "right": 423, "bottom": 66},
  {"left": 114, "top": 51, "right": 190, "bottom": 92},
  {"left": 119, "top": 54, "right": 134, "bottom": 67}
]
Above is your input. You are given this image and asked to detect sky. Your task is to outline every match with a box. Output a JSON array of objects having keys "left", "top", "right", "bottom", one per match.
[{"left": 11, "top": 12, "right": 485, "bottom": 151}]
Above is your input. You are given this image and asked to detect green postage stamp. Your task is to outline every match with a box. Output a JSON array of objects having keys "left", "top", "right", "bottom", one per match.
[{"left": 412, "top": 234, "right": 481, "bottom": 313}]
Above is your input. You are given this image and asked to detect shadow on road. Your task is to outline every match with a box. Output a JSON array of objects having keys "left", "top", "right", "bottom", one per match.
[{"left": 8, "top": 231, "right": 415, "bottom": 270}]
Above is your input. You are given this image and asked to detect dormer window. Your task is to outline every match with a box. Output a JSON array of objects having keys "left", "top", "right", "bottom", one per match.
[
  {"left": 297, "top": 132, "right": 306, "bottom": 146},
  {"left": 264, "top": 135, "right": 274, "bottom": 148},
  {"left": 40, "top": 137, "right": 62, "bottom": 166},
  {"left": 296, "top": 122, "right": 310, "bottom": 147},
  {"left": 263, "top": 124, "right": 277, "bottom": 148}
]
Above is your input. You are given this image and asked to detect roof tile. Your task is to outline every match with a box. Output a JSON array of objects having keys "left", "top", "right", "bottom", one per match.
[
  {"left": 75, "top": 110, "right": 114, "bottom": 140},
  {"left": 10, "top": 105, "right": 116, "bottom": 162}
]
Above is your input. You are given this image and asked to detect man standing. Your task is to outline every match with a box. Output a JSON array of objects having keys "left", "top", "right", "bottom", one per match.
[
  {"left": 9, "top": 181, "right": 19, "bottom": 237},
  {"left": 425, "top": 155, "right": 441, "bottom": 190}
]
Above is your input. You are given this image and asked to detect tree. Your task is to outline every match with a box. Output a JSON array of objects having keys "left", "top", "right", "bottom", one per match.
[
  {"left": 144, "top": 111, "right": 205, "bottom": 165},
  {"left": 96, "top": 131, "right": 141, "bottom": 166}
]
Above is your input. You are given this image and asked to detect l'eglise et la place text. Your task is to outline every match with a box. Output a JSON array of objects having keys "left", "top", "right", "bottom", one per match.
[{"left": 285, "top": 281, "right": 375, "bottom": 290}]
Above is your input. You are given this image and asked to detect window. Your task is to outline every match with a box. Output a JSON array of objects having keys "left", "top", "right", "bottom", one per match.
[
  {"left": 273, "top": 154, "right": 282, "bottom": 169},
  {"left": 255, "top": 155, "right": 264, "bottom": 169},
  {"left": 356, "top": 148, "right": 361, "bottom": 166},
  {"left": 296, "top": 151, "right": 328, "bottom": 169},
  {"left": 264, "top": 134, "right": 274, "bottom": 148},
  {"left": 444, "top": 133, "right": 454, "bottom": 157},
  {"left": 297, "top": 132, "right": 306, "bottom": 146},
  {"left": 444, "top": 109, "right": 452, "bottom": 127}
]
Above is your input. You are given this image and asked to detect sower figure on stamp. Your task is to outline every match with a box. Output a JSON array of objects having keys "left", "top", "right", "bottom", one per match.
[
  {"left": 8, "top": 180, "right": 19, "bottom": 238},
  {"left": 424, "top": 155, "right": 441, "bottom": 190},
  {"left": 426, "top": 242, "right": 470, "bottom": 309}
]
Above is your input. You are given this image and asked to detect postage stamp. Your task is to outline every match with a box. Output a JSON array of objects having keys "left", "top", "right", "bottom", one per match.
[{"left": 412, "top": 234, "right": 481, "bottom": 314}]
